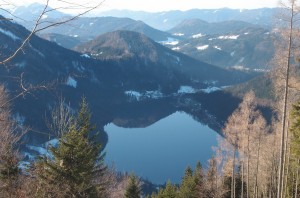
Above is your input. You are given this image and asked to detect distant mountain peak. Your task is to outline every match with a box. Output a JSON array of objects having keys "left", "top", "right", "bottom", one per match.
[{"left": 74, "top": 30, "right": 160, "bottom": 61}]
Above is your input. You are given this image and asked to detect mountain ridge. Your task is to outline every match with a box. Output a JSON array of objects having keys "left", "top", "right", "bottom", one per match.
[
  {"left": 74, "top": 30, "right": 258, "bottom": 87},
  {"left": 0, "top": 18, "right": 256, "bottom": 146},
  {"left": 95, "top": 8, "right": 278, "bottom": 30}
]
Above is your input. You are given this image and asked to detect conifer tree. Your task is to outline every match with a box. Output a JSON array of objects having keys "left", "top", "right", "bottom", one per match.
[
  {"left": 194, "top": 162, "right": 204, "bottom": 188},
  {"left": 183, "top": 166, "right": 193, "bottom": 179},
  {"left": 289, "top": 102, "right": 300, "bottom": 197},
  {"left": 36, "top": 97, "right": 107, "bottom": 197},
  {"left": 194, "top": 161, "right": 206, "bottom": 197},
  {"left": 124, "top": 174, "right": 141, "bottom": 198},
  {"left": 178, "top": 166, "right": 198, "bottom": 198},
  {"left": 290, "top": 102, "right": 300, "bottom": 162},
  {"left": 156, "top": 181, "right": 178, "bottom": 198}
]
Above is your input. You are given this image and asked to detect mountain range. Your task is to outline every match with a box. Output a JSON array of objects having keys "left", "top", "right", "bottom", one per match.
[
  {"left": 74, "top": 30, "right": 257, "bottom": 86},
  {"left": 0, "top": 15, "right": 256, "bottom": 146},
  {"left": 96, "top": 8, "right": 278, "bottom": 30},
  {"left": 3, "top": 3, "right": 276, "bottom": 71},
  {"left": 37, "top": 17, "right": 274, "bottom": 70},
  {"left": 34, "top": 16, "right": 176, "bottom": 50}
]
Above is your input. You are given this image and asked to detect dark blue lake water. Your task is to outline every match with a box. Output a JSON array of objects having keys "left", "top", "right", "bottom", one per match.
[{"left": 104, "top": 111, "right": 219, "bottom": 184}]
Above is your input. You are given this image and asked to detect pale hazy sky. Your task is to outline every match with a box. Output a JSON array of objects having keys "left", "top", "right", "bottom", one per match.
[{"left": 16, "top": 0, "right": 280, "bottom": 12}]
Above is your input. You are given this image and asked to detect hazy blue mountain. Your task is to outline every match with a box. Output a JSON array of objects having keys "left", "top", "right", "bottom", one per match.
[
  {"left": 38, "top": 33, "right": 85, "bottom": 49},
  {"left": 39, "top": 16, "right": 175, "bottom": 43},
  {"left": 96, "top": 8, "right": 279, "bottom": 30},
  {"left": 168, "top": 19, "right": 260, "bottom": 37},
  {"left": 11, "top": 3, "right": 68, "bottom": 20}
]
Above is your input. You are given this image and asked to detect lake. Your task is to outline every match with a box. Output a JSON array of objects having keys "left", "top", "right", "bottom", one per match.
[{"left": 104, "top": 111, "right": 219, "bottom": 184}]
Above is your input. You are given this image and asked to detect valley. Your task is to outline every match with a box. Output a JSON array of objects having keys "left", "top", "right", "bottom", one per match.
[{"left": 0, "top": 1, "right": 294, "bottom": 197}]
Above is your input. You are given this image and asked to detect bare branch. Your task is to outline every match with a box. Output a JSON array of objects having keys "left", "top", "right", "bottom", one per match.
[
  {"left": 0, "top": 0, "right": 105, "bottom": 66},
  {"left": 45, "top": 97, "right": 74, "bottom": 137},
  {"left": 0, "top": 0, "right": 50, "bottom": 65},
  {"left": 35, "top": 1, "right": 105, "bottom": 33}
]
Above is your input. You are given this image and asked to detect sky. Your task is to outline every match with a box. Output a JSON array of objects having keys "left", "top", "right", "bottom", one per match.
[{"left": 15, "top": 0, "right": 280, "bottom": 12}]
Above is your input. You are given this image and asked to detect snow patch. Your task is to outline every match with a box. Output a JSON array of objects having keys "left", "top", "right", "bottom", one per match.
[
  {"left": 81, "top": 54, "right": 91, "bottom": 58},
  {"left": 159, "top": 37, "right": 179, "bottom": 45},
  {"left": 172, "top": 47, "right": 180, "bottom": 51},
  {"left": 214, "top": 46, "right": 222, "bottom": 50},
  {"left": 254, "top": 68, "right": 268, "bottom": 72},
  {"left": 244, "top": 32, "right": 249, "bottom": 35},
  {"left": 42, "top": 14, "right": 48, "bottom": 19},
  {"left": 89, "top": 22, "right": 94, "bottom": 26},
  {"left": 125, "top": 91, "right": 142, "bottom": 101},
  {"left": 230, "top": 51, "right": 235, "bottom": 56},
  {"left": 26, "top": 145, "right": 50, "bottom": 157},
  {"left": 163, "top": 19, "right": 168, "bottom": 23},
  {"left": 67, "top": 76, "right": 77, "bottom": 88},
  {"left": 0, "top": 28, "right": 20, "bottom": 41},
  {"left": 44, "top": 139, "right": 59, "bottom": 148},
  {"left": 218, "top": 35, "right": 239, "bottom": 40},
  {"left": 125, "top": 90, "right": 164, "bottom": 101},
  {"left": 231, "top": 65, "right": 250, "bottom": 71},
  {"left": 91, "top": 52, "right": 103, "bottom": 57},
  {"left": 197, "top": 45, "right": 209, "bottom": 50},
  {"left": 173, "top": 33, "right": 184, "bottom": 36},
  {"left": 201, "top": 87, "right": 221, "bottom": 93},
  {"left": 145, "top": 91, "right": 163, "bottom": 99},
  {"left": 178, "top": 86, "right": 196, "bottom": 94},
  {"left": 192, "top": 33, "right": 205, "bottom": 39}
]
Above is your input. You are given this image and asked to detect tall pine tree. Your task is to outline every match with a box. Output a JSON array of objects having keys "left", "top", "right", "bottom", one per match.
[
  {"left": 124, "top": 174, "right": 141, "bottom": 198},
  {"left": 194, "top": 161, "right": 205, "bottom": 197},
  {"left": 178, "top": 166, "right": 198, "bottom": 198},
  {"left": 36, "top": 97, "right": 107, "bottom": 197},
  {"left": 156, "top": 180, "right": 178, "bottom": 198}
]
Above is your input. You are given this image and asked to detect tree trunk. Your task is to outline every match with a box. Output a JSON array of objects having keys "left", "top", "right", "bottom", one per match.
[
  {"left": 232, "top": 147, "right": 237, "bottom": 198},
  {"left": 277, "top": 2, "right": 294, "bottom": 197},
  {"left": 241, "top": 161, "right": 244, "bottom": 198},
  {"left": 283, "top": 125, "right": 290, "bottom": 198},
  {"left": 247, "top": 133, "right": 250, "bottom": 198},
  {"left": 254, "top": 135, "right": 262, "bottom": 198},
  {"left": 295, "top": 159, "right": 299, "bottom": 198}
]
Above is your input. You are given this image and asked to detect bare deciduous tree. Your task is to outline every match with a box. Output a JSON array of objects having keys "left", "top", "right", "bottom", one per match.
[
  {"left": 271, "top": 1, "right": 300, "bottom": 197},
  {"left": 46, "top": 97, "right": 73, "bottom": 138},
  {"left": 0, "top": 85, "right": 26, "bottom": 197},
  {"left": 221, "top": 91, "right": 271, "bottom": 198}
]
